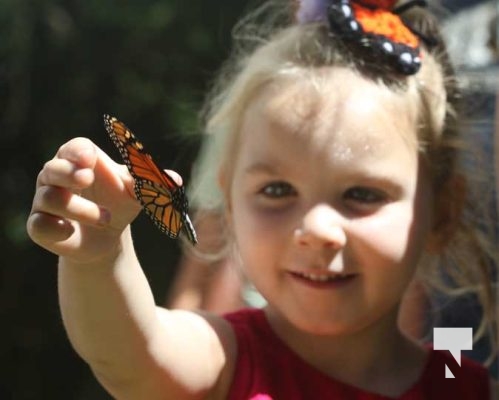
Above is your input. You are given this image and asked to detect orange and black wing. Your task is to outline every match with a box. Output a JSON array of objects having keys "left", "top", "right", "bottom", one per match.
[{"left": 104, "top": 114, "right": 197, "bottom": 244}]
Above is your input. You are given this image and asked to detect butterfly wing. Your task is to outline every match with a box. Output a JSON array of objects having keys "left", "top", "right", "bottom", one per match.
[{"left": 103, "top": 114, "right": 197, "bottom": 244}]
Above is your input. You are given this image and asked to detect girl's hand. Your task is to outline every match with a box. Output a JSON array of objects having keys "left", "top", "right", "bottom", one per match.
[{"left": 27, "top": 137, "right": 141, "bottom": 264}]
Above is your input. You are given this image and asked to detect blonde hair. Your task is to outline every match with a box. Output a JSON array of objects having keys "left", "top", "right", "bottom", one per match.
[{"left": 188, "top": 1, "right": 497, "bottom": 362}]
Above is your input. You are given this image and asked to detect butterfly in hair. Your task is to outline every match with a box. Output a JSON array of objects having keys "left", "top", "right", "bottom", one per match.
[
  {"left": 327, "top": 0, "right": 426, "bottom": 75},
  {"left": 104, "top": 114, "right": 197, "bottom": 245}
]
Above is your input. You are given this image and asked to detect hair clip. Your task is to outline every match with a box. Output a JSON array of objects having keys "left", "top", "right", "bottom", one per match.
[
  {"left": 295, "top": 0, "right": 329, "bottom": 24},
  {"left": 296, "top": 0, "right": 428, "bottom": 75}
]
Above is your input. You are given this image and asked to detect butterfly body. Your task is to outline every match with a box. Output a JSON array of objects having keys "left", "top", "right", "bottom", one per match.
[{"left": 104, "top": 114, "right": 197, "bottom": 245}]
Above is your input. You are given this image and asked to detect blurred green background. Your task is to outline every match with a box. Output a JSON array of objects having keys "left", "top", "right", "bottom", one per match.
[
  {"left": 1, "top": 1, "right": 251, "bottom": 398},
  {"left": 1, "top": 1, "right": 497, "bottom": 399}
]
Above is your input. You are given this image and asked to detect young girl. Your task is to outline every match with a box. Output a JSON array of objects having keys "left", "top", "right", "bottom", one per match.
[{"left": 27, "top": 0, "right": 498, "bottom": 398}]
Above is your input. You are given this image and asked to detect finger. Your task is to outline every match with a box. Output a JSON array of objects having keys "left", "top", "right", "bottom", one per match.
[
  {"left": 164, "top": 169, "right": 183, "bottom": 186},
  {"left": 27, "top": 211, "right": 76, "bottom": 245},
  {"left": 33, "top": 185, "right": 111, "bottom": 227},
  {"left": 55, "top": 137, "right": 98, "bottom": 169},
  {"left": 55, "top": 137, "right": 135, "bottom": 198},
  {"left": 37, "top": 158, "right": 95, "bottom": 190}
]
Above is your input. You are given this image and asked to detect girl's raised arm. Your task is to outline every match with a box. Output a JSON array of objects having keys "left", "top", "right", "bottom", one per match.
[{"left": 27, "top": 138, "right": 231, "bottom": 400}]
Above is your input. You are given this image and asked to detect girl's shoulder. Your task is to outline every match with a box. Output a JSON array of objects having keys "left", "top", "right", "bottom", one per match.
[
  {"left": 420, "top": 348, "right": 493, "bottom": 399},
  {"left": 427, "top": 348, "right": 490, "bottom": 377}
]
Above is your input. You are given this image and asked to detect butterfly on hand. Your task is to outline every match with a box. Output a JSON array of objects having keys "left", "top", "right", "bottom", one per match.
[{"left": 104, "top": 114, "right": 197, "bottom": 245}]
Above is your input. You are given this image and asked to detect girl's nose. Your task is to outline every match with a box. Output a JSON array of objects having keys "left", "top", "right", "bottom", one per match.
[{"left": 293, "top": 204, "right": 347, "bottom": 250}]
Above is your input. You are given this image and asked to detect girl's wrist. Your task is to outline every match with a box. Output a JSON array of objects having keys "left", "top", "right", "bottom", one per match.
[{"left": 59, "top": 226, "right": 135, "bottom": 270}]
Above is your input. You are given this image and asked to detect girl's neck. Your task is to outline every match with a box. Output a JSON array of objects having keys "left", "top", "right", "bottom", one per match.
[{"left": 264, "top": 305, "right": 428, "bottom": 397}]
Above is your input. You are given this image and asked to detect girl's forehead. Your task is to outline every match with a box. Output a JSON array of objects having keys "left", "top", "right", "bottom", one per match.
[
  {"left": 241, "top": 68, "right": 419, "bottom": 159},
  {"left": 263, "top": 69, "right": 416, "bottom": 124}
]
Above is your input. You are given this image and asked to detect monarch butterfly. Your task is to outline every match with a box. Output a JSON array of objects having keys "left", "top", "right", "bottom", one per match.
[
  {"left": 104, "top": 114, "right": 197, "bottom": 245},
  {"left": 327, "top": 0, "right": 425, "bottom": 75}
]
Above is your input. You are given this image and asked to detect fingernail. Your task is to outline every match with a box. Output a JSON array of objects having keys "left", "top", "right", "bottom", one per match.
[{"left": 98, "top": 207, "right": 111, "bottom": 226}]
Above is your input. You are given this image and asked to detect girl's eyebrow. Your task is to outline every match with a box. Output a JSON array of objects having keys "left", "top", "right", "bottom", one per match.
[{"left": 244, "top": 162, "right": 281, "bottom": 175}]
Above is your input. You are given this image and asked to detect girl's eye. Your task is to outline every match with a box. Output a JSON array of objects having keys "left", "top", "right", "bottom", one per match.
[
  {"left": 344, "top": 187, "right": 387, "bottom": 204},
  {"left": 259, "top": 181, "right": 296, "bottom": 198}
]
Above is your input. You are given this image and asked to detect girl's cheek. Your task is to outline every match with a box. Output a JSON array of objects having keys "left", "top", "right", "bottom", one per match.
[
  {"left": 250, "top": 201, "right": 300, "bottom": 229},
  {"left": 353, "top": 209, "right": 421, "bottom": 261},
  {"left": 232, "top": 202, "right": 297, "bottom": 245}
]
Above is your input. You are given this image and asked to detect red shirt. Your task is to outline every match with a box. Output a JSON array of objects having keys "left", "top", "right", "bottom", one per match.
[{"left": 224, "top": 308, "right": 490, "bottom": 400}]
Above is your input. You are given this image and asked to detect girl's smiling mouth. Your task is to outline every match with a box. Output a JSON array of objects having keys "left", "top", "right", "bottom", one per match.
[{"left": 288, "top": 270, "right": 358, "bottom": 288}]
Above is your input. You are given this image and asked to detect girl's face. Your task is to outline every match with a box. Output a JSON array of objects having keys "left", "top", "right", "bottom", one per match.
[{"left": 227, "top": 68, "right": 434, "bottom": 335}]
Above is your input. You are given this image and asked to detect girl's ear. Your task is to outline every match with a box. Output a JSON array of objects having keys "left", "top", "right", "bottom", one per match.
[{"left": 426, "top": 174, "right": 466, "bottom": 253}]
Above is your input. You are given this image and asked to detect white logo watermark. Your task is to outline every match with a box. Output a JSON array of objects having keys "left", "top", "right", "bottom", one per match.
[{"left": 433, "top": 327, "right": 473, "bottom": 378}]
